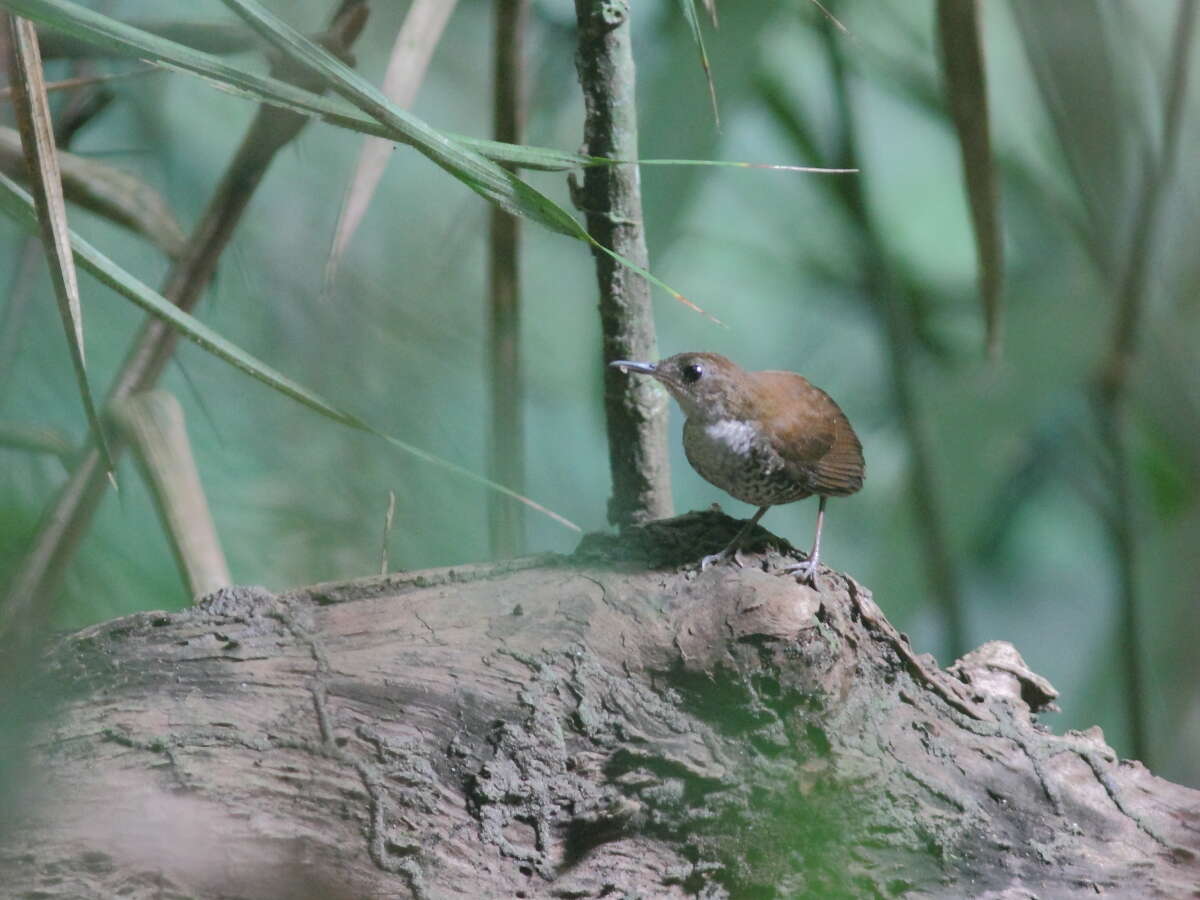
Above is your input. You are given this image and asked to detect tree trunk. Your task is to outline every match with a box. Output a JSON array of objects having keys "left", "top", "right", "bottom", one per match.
[
  {"left": 2, "top": 510, "right": 1197, "bottom": 898},
  {"left": 573, "top": 0, "right": 673, "bottom": 528}
]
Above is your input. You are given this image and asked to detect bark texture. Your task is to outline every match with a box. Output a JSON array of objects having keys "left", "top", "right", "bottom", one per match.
[
  {"left": 2, "top": 510, "right": 1197, "bottom": 898},
  {"left": 573, "top": 0, "right": 673, "bottom": 527}
]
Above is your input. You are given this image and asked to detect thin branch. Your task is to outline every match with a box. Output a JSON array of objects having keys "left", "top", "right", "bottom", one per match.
[
  {"left": 573, "top": 0, "right": 673, "bottom": 527},
  {"left": 488, "top": 0, "right": 529, "bottom": 558}
]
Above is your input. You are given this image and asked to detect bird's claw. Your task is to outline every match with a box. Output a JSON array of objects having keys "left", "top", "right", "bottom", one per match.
[
  {"left": 778, "top": 557, "right": 819, "bottom": 586},
  {"left": 699, "top": 548, "right": 745, "bottom": 571}
]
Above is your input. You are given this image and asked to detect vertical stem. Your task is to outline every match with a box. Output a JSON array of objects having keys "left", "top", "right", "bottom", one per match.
[
  {"left": 487, "top": 0, "right": 529, "bottom": 559},
  {"left": 573, "top": 0, "right": 672, "bottom": 526},
  {"left": 821, "top": 17, "right": 966, "bottom": 660}
]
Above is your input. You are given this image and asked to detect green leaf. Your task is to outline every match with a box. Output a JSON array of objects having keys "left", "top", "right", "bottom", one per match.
[
  {"left": 0, "top": 169, "right": 581, "bottom": 533},
  {"left": 3, "top": 14, "right": 115, "bottom": 480}
]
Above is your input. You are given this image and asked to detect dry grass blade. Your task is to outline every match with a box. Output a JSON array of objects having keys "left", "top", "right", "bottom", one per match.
[
  {"left": 114, "top": 390, "right": 231, "bottom": 598},
  {"left": 676, "top": 0, "right": 720, "bottom": 127},
  {"left": 936, "top": 0, "right": 1003, "bottom": 359},
  {"left": 0, "top": 126, "right": 187, "bottom": 257},
  {"left": 3, "top": 14, "right": 115, "bottom": 480},
  {"left": 324, "top": 0, "right": 458, "bottom": 293},
  {"left": 0, "top": 167, "right": 583, "bottom": 537},
  {"left": 380, "top": 489, "right": 396, "bottom": 576},
  {"left": 0, "top": 422, "right": 75, "bottom": 461}
]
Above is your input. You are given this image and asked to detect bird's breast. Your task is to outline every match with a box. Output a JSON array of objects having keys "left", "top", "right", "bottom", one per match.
[
  {"left": 682, "top": 417, "right": 809, "bottom": 507},
  {"left": 701, "top": 419, "right": 759, "bottom": 456}
]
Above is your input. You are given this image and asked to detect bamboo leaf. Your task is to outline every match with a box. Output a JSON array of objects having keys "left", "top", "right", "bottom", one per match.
[
  {"left": 675, "top": 0, "right": 720, "bottom": 126},
  {"left": 0, "top": 422, "right": 75, "bottom": 460},
  {"left": 0, "top": 170, "right": 580, "bottom": 533},
  {"left": 3, "top": 14, "right": 115, "bottom": 479},
  {"left": 936, "top": 0, "right": 1004, "bottom": 359},
  {"left": 219, "top": 0, "right": 587, "bottom": 239},
  {"left": 0, "top": 126, "right": 186, "bottom": 257},
  {"left": 4, "top": 0, "right": 584, "bottom": 236}
]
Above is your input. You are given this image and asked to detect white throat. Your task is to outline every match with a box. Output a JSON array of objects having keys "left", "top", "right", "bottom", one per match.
[{"left": 703, "top": 419, "right": 757, "bottom": 455}]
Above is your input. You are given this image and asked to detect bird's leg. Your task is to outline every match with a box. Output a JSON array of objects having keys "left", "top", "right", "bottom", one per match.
[
  {"left": 780, "top": 496, "right": 826, "bottom": 585},
  {"left": 701, "top": 506, "right": 769, "bottom": 570}
]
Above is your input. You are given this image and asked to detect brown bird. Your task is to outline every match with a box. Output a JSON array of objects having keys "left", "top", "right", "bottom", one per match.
[{"left": 610, "top": 352, "right": 864, "bottom": 583}]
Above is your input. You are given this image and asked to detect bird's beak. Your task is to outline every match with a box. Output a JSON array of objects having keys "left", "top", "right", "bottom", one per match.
[{"left": 609, "top": 360, "right": 657, "bottom": 376}]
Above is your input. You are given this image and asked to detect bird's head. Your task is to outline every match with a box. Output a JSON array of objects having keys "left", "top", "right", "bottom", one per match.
[{"left": 609, "top": 352, "right": 751, "bottom": 421}]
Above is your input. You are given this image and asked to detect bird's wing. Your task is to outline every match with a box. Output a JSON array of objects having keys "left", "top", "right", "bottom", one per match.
[{"left": 758, "top": 372, "right": 865, "bottom": 497}]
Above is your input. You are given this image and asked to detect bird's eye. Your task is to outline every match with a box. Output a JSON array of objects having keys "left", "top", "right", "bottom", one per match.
[{"left": 681, "top": 363, "right": 704, "bottom": 384}]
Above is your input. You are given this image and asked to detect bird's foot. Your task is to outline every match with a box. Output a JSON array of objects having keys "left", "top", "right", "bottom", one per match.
[
  {"left": 700, "top": 548, "right": 745, "bottom": 570},
  {"left": 778, "top": 556, "right": 819, "bottom": 586}
]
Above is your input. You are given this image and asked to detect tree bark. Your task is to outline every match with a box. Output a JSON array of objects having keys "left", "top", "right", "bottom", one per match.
[{"left": 2, "top": 510, "right": 1197, "bottom": 898}]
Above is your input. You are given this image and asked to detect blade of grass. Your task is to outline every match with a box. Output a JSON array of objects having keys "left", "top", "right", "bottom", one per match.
[
  {"left": 675, "top": 0, "right": 720, "bottom": 126},
  {"left": 8, "top": 0, "right": 845, "bottom": 178},
  {"left": 216, "top": 0, "right": 713, "bottom": 319},
  {"left": 936, "top": 0, "right": 1003, "bottom": 359},
  {"left": 3, "top": 14, "right": 115, "bottom": 481},
  {"left": 7, "top": 0, "right": 583, "bottom": 236},
  {"left": 0, "top": 168, "right": 579, "bottom": 533},
  {"left": 35, "top": 19, "right": 263, "bottom": 59},
  {"left": 220, "top": 0, "right": 590, "bottom": 239},
  {"left": 324, "top": 0, "right": 459, "bottom": 293},
  {"left": 8, "top": 0, "right": 834, "bottom": 322}
]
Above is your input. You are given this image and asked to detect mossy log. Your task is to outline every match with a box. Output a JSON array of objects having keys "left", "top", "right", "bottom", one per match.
[{"left": 2, "top": 511, "right": 1197, "bottom": 898}]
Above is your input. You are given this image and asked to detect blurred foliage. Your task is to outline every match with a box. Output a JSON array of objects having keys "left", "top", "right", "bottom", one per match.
[{"left": 0, "top": 0, "right": 1198, "bottom": 790}]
